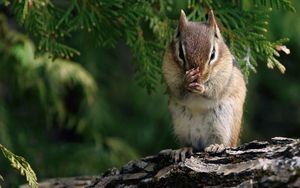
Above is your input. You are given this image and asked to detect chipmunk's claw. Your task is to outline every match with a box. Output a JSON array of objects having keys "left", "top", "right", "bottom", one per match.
[
  {"left": 205, "top": 144, "right": 225, "bottom": 154},
  {"left": 184, "top": 68, "right": 205, "bottom": 94},
  {"left": 172, "top": 147, "right": 193, "bottom": 163},
  {"left": 185, "top": 68, "right": 199, "bottom": 82}
]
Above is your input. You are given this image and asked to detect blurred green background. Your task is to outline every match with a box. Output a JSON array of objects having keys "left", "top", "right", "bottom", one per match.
[{"left": 1, "top": 0, "right": 300, "bottom": 187}]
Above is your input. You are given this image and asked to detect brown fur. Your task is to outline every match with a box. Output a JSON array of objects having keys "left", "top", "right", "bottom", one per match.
[{"left": 163, "top": 10, "right": 246, "bottom": 150}]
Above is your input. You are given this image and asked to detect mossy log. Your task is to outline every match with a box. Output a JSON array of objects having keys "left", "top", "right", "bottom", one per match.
[{"left": 30, "top": 137, "right": 300, "bottom": 188}]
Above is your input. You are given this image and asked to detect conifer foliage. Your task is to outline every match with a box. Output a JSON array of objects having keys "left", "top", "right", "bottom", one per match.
[
  {"left": 187, "top": 0, "right": 295, "bottom": 77},
  {"left": 0, "top": 13, "right": 97, "bottom": 187},
  {"left": 0, "top": 0, "right": 296, "bottom": 187},
  {"left": 2, "top": 0, "right": 295, "bottom": 89},
  {"left": 0, "top": 144, "right": 38, "bottom": 188}
]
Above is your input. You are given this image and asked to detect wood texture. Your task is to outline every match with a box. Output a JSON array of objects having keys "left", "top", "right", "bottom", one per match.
[{"left": 31, "top": 137, "right": 300, "bottom": 188}]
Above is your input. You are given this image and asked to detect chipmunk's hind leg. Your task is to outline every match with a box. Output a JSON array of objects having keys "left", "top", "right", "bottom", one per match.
[{"left": 172, "top": 147, "right": 193, "bottom": 163}]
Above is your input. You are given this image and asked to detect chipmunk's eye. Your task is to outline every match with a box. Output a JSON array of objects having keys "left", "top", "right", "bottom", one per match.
[
  {"left": 174, "top": 40, "right": 187, "bottom": 67},
  {"left": 174, "top": 29, "right": 187, "bottom": 67},
  {"left": 209, "top": 46, "right": 216, "bottom": 64},
  {"left": 179, "top": 41, "right": 185, "bottom": 63}
]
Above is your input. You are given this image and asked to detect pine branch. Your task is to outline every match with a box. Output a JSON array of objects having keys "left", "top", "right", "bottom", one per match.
[
  {"left": 1, "top": 0, "right": 176, "bottom": 92},
  {"left": 0, "top": 14, "right": 98, "bottom": 129},
  {"left": 1, "top": 0, "right": 295, "bottom": 91},
  {"left": 188, "top": 0, "right": 294, "bottom": 77},
  {"left": 0, "top": 144, "right": 38, "bottom": 188},
  {"left": 252, "top": 0, "right": 295, "bottom": 12}
]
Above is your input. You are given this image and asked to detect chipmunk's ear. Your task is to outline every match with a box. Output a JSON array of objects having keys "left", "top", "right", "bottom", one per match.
[
  {"left": 206, "top": 9, "right": 221, "bottom": 38},
  {"left": 178, "top": 10, "right": 188, "bottom": 31},
  {"left": 206, "top": 9, "right": 217, "bottom": 27}
]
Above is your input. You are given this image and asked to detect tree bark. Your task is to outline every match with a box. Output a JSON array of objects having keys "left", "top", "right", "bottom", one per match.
[{"left": 31, "top": 137, "right": 300, "bottom": 188}]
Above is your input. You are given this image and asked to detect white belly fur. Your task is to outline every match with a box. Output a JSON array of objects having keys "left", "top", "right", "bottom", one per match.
[{"left": 169, "top": 96, "right": 234, "bottom": 151}]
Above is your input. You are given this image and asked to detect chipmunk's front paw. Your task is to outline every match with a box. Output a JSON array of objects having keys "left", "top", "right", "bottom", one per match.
[
  {"left": 205, "top": 144, "right": 225, "bottom": 154},
  {"left": 184, "top": 68, "right": 205, "bottom": 94}
]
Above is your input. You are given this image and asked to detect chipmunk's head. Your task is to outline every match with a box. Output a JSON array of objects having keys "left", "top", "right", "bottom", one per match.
[{"left": 173, "top": 10, "right": 227, "bottom": 83}]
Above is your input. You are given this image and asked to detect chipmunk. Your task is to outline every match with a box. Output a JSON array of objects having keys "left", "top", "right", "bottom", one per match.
[{"left": 162, "top": 10, "right": 246, "bottom": 161}]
